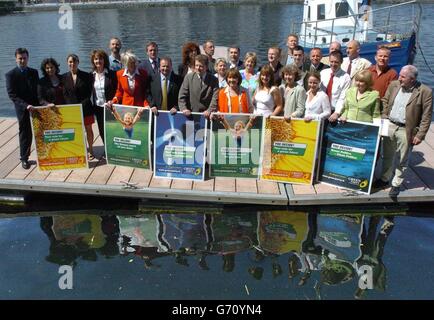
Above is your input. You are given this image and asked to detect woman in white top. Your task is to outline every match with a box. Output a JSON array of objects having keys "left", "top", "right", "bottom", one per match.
[
  {"left": 214, "top": 58, "right": 228, "bottom": 88},
  {"left": 252, "top": 65, "right": 282, "bottom": 117},
  {"left": 304, "top": 72, "right": 331, "bottom": 121}
]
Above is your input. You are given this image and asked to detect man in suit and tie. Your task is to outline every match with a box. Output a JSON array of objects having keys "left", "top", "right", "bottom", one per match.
[
  {"left": 341, "top": 40, "right": 372, "bottom": 82},
  {"left": 203, "top": 40, "right": 216, "bottom": 73},
  {"left": 374, "top": 65, "right": 432, "bottom": 197},
  {"left": 5, "top": 48, "right": 39, "bottom": 169},
  {"left": 308, "top": 47, "right": 329, "bottom": 73},
  {"left": 148, "top": 57, "right": 181, "bottom": 114},
  {"left": 227, "top": 46, "right": 243, "bottom": 69},
  {"left": 139, "top": 41, "right": 160, "bottom": 77},
  {"left": 178, "top": 54, "right": 219, "bottom": 118}
]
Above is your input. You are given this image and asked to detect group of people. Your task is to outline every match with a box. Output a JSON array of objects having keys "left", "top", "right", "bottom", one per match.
[{"left": 6, "top": 34, "right": 432, "bottom": 197}]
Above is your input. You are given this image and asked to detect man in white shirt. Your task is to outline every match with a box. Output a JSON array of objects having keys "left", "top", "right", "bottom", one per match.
[
  {"left": 280, "top": 34, "right": 299, "bottom": 66},
  {"left": 341, "top": 40, "right": 372, "bottom": 82},
  {"left": 320, "top": 51, "right": 351, "bottom": 122}
]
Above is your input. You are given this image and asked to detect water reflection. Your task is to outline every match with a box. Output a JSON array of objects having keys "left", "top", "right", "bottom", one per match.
[{"left": 36, "top": 208, "right": 402, "bottom": 299}]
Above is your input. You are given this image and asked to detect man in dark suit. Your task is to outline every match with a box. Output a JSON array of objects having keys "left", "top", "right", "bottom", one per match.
[
  {"left": 139, "top": 41, "right": 160, "bottom": 77},
  {"left": 5, "top": 48, "right": 39, "bottom": 169},
  {"left": 148, "top": 57, "right": 181, "bottom": 114},
  {"left": 227, "top": 46, "right": 243, "bottom": 69}
]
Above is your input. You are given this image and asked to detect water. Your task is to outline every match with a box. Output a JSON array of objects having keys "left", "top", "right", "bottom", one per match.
[
  {"left": 0, "top": 195, "right": 433, "bottom": 300},
  {"left": 0, "top": 3, "right": 433, "bottom": 301}
]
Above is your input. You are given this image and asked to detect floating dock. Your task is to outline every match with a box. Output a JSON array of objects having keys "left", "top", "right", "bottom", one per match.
[{"left": 0, "top": 117, "right": 433, "bottom": 206}]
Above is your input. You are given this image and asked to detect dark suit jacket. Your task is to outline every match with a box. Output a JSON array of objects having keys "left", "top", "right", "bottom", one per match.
[
  {"left": 37, "top": 76, "right": 65, "bottom": 106},
  {"left": 62, "top": 70, "right": 93, "bottom": 116},
  {"left": 148, "top": 71, "right": 181, "bottom": 110},
  {"left": 139, "top": 58, "right": 160, "bottom": 78},
  {"left": 6, "top": 66, "right": 39, "bottom": 110},
  {"left": 90, "top": 69, "right": 118, "bottom": 105},
  {"left": 382, "top": 80, "right": 433, "bottom": 143}
]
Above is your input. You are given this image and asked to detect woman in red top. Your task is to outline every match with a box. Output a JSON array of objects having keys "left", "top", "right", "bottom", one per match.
[
  {"left": 108, "top": 51, "right": 149, "bottom": 108},
  {"left": 217, "top": 68, "right": 251, "bottom": 114}
]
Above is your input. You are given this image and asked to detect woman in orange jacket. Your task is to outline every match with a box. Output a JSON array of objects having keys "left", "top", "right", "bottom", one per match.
[{"left": 217, "top": 68, "right": 252, "bottom": 114}]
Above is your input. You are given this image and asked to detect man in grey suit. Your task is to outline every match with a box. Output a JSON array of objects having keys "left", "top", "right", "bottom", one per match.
[
  {"left": 375, "top": 65, "right": 433, "bottom": 197},
  {"left": 178, "top": 54, "right": 219, "bottom": 118},
  {"left": 139, "top": 41, "right": 160, "bottom": 77}
]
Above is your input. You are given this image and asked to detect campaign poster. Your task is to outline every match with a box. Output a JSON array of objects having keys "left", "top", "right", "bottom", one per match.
[
  {"left": 317, "top": 120, "right": 380, "bottom": 194},
  {"left": 257, "top": 211, "right": 308, "bottom": 255},
  {"left": 117, "top": 215, "right": 163, "bottom": 252},
  {"left": 105, "top": 104, "right": 151, "bottom": 169},
  {"left": 210, "top": 113, "right": 263, "bottom": 178},
  {"left": 31, "top": 104, "right": 88, "bottom": 171},
  {"left": 260, "top": 117, "right": 320, "bottom": 184},
  {"left": 154, "top": 111, "right": 207, "bottom": 180}
]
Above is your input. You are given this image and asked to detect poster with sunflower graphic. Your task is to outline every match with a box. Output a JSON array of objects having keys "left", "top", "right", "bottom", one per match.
[
  {"left": 260, "top": 117, "right": 320, "bottom": 184},
  {"left": 104, "top": 104, "right": 151, "bottom": 169},
  {"left": 154, "top": 111, "right": 207, "bottom": 181},
  {"left": 31, "top": 104, "right": 88, "bottom": 171},
  {"left": 317, "top": 120, "right": 380, "bottom": 194}
]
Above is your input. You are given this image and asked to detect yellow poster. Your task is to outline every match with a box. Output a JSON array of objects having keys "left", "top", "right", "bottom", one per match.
[
  {"left": 31, "top": 104, "right": 88, "bottom": 171},
  {"left": 260, "top": 117, "right": 320, "bottom": 184}
]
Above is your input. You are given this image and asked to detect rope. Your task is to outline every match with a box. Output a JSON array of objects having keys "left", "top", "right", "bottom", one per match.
[{"left": 417, "top": 42, "right": 434, "bottom": 75}]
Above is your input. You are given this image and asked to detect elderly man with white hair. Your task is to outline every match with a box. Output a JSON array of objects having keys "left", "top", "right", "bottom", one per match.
[
  {"left": 374, "top": 65, "right": 433, "bottom": 197},
  {"left": 341, "top": 40, "right": 372, "bottom": 82}
]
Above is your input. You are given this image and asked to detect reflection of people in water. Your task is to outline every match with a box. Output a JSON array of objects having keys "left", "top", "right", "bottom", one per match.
[
  {"left": 354, "top": 215, "right": 395, "bottom": 299},
  {"left": 215, "top": 114, "right": 256, "bottom": 148},
  {"left": 109, "top": 105, "right": 145, "bottom": 138}
]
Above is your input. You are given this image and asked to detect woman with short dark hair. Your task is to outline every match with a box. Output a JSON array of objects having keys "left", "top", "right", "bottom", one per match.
[{"left": 37, "top": 57, "right": 65, "bottom": 106}]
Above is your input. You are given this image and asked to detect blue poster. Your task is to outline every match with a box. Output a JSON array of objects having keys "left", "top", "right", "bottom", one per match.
[
  {"left": 154, "top": 111, "right": 207, "bottom": 180},
  {"left": 317, "top": 120, "right": 380, "bottom": 194}
]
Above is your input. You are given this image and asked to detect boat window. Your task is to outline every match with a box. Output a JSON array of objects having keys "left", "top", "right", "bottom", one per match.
[
  {"left": 317, "top": 4, "right": 325, "bottom": 20},
  {"left": 335, "top": 2, "right": 349, "bottom": 17}
]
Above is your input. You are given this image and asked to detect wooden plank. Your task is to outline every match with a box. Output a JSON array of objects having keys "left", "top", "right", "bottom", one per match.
[
  {"left": 292, "top": 184, "right": 317, "bottom": 195},
  {"left": 0, "top": 148, "right": 21, "bottom": 179},
  {"left": 413, "top": 142, "right": 434, "bottom": 168},
  {"left": 0, "top": 123, "right": 19, "bottom": 148},
  {"left": 106, "top": 166, "right": 134, "bottom": 186},
  {"left": 314, "top": 183, "right": 342, "bottom": 194},
  {"left": 149, "top": 176, "right": 172, "bottom": 189},
  {"left": 85, "top": 162, "right": 116, "bottom": 185},
  {"left": 236, "top": 178, "right": 258, "bottom": 194},
  {"left": 193, "top": 178, "right": 215, "bottom": 191},
  {"left": 257, "top": 180, "right": 281, "bottom": 195},
  {"left": 65, "top": 166, "right": 95, "bottom": 184},
  {"left": 171, "top": 179, "right": 193, "bottom": 190},
  {"left": 214, "top": 177, "right": 236, "bottom": 192},
  {"left": 402, "top": 167, "right": 427, "bottom": 191},
  {"left": 44, "top": 169, "right": 72, "bottom": 182},
  {"left": 0, "top": 118, "right": 16, "bottom": 136},
  {"left": 129, "top": 169, "right": 153, "bottom": 188},
  {"left": 410, "top": 158, "right": 434, "bottom": 189},
  {"left": 5, "top": 149, "right": 37, "bottom": 180}
]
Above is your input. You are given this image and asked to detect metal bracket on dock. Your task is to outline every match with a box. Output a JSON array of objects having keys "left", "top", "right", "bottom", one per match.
[
  {"left": 120, "top": 181, "right": 138, "bottom": 189},
  {"left": 341, "top": 190, "right": 362, "bottom": 197}
]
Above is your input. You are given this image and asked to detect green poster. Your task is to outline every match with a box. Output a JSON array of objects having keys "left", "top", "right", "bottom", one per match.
[
  {"left": 210, "top": 113, "right": 263, "bottom": 178},
  {"left": 104, "top": 104, "right": 151, "bottom": 169}
]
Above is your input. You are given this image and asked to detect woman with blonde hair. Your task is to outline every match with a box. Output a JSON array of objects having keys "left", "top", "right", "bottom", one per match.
[
  {"left": 107, "top": 51, "right": 149, "bottom": 108},
  {"left": 239, "top": 52, "right": 259, "bottom": 101},
  {"left": 252, "top": 65, "right": 283, "bottom": 117},
  {"left": 279, "top": 65, "right": 306, "bottom": 119},
  {"left": 340, "top": 70, "right": 380, "bottom": 123}
]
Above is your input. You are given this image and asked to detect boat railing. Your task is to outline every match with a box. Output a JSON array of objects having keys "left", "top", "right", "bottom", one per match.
[{"left": 292, "top": 0, "right": 422, "bottom": 48}]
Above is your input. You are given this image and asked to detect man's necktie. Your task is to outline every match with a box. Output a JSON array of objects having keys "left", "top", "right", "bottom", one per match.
[
  {"left": 152, "top": 60, "right": 157, "bottom": 72},
  {"left": 326, "top": 73, "right": 334, "bottom": 100},
  {"left": 347, "top": 60, "right": 352, "bottom": 76},
  {"left": 162, "top": 78, "right": 168, "bottom": 110}
]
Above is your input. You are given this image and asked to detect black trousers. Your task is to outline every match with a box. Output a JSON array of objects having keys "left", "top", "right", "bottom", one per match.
[
  {"left": 94, "top": 105, "right": 105, "bottom": 144},
  {"left": 14, "top": 105, "right": 32, "bottom": 161}
]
